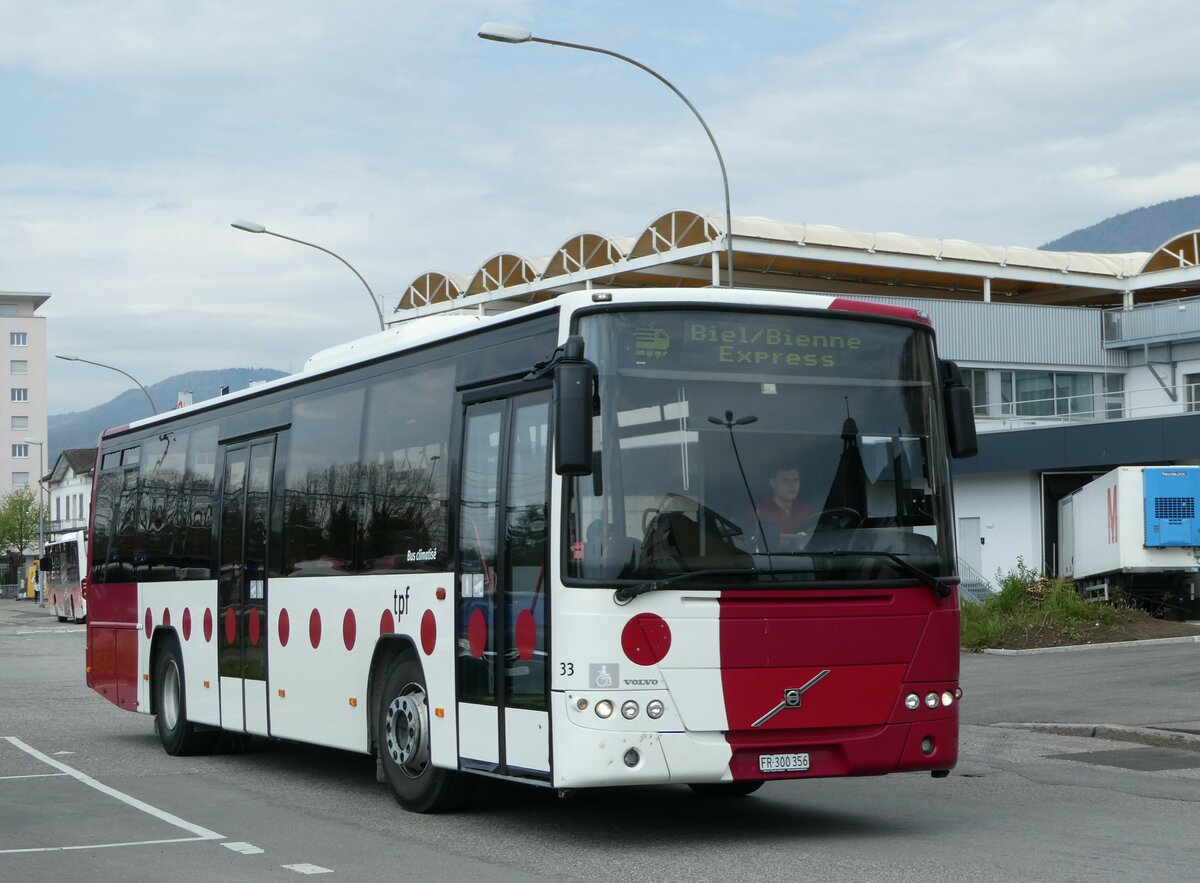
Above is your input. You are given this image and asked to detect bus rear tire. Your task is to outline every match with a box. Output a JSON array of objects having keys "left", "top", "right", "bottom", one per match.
[
  {"left": 154, "top": 640, "right": 215, "bottom": 756},
  {"left": 688, "top": 781, "right": 764, "bottom": 797},
  {"left": 377, "top": 655, "right": 469, "bottom": 813}
]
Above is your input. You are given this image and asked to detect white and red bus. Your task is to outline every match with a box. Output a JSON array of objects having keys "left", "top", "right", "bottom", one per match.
[
  {"left": 45, "top": 530, "right": 88, "bottom": 623},
  {"left": 86, "top": 288, "right": 976, "bottom": 812}
]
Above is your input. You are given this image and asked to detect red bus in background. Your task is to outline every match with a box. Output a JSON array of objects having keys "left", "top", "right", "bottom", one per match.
[
  {"left": 85, "top": 288, "right": 977, "bottom": 813},
  {"left": 45, "top": 530, "right": 88, "bottom": 623}
]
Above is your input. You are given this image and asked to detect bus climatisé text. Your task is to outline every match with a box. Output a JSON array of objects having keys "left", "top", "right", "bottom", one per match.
[{"left": 84, "top": 288, "right": 977, "bottom": 813}]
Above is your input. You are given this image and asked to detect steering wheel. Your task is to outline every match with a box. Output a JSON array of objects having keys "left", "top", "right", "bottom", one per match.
[{"left": 815, "top": 506, "right": 864, "bottom": 531}]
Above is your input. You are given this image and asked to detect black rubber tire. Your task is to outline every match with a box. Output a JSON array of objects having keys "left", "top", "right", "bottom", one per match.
[
  {"left": 377, "top": 655, "right": 470, "bottom": 813},
  {"left": 154, "top": 639, "right": 215, "bottom": 756},
  {"left": 688, "top": 781, "right": 765, "bottom": 798}
]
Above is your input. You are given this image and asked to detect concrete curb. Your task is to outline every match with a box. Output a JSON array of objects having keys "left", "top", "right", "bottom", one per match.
[
  {"left": 993, "top": 721, "right": 1200, "bottom": 753},
  {"left": 982, "top": 635, "right": 1200, "bottom": 656}
]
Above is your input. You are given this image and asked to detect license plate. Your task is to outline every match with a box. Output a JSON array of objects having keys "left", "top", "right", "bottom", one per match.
[{"left": 758, "top": 752, "right": 810, "bottom": 773}]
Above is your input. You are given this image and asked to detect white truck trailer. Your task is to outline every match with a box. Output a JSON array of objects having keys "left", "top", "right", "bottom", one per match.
[{"left": 1058, "top": 466, "right": 1200, "bottom": 618}]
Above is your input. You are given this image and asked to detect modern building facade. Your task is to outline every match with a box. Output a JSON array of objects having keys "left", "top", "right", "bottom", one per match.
[
  {"left": 388, "top": 209, "right": 1200, "bottom": 587},
  {"left": 0, "top": 292, "right": 49, "bottom": 498}
]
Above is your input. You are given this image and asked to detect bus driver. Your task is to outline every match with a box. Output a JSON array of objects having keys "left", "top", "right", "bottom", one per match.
[{"left": 754, "top": 465, "right": 816, "bottom": 534}]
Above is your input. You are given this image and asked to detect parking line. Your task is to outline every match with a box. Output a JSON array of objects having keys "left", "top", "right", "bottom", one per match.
[{"left": 1, "top": 736, "right": 223, "bottom": 853}]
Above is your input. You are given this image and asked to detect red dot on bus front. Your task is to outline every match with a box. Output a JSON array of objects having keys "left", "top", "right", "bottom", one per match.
[
  {"left": 278, "top": 608, "right": 290, "bottom": 647},
  {"left": 203, "top": 608, "right": 213, "bottom": 643},
  {"left": 621, "top": 613, "right": 672, "bottom": 665},
  {"left": 182, "top": 608, "right": 192, "bottom": 641},
  {"left": 343, "top": 609, "right": 356, "bottom": 651}
]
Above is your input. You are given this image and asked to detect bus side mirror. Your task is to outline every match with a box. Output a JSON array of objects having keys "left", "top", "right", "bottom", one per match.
[
  {"left": 940, "top": 360, "right": 978, "bottom": 459},
  {"left": 553, "top": 336, "right": 597, "bottom": 476}
]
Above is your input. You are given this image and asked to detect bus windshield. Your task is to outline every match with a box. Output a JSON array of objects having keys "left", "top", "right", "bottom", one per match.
[{"left": 566, "top": 307, "right": 956, "bottom": 587}]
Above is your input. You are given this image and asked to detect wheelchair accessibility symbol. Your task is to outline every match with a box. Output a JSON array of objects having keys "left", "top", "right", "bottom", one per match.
[{"left": 589, "top": 664, "right": 618, "bottom": 688}]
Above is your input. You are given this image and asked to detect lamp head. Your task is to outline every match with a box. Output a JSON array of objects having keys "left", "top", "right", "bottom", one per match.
[
  {"left": 56, "top": 354, "right": 80, "bottom": 362},
  {"left": 231, "top": 219, "right": 267, "bottom": 234},
  {"left": 478, "top": 22, "right": 533, "bottom": 43}
]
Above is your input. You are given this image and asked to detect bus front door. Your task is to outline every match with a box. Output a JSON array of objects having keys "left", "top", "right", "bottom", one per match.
[
  {"left": 457, "top": 390, "right": 551, "bottom": 780},
  {"left": 218, "top": 437, "right": 276, "bottom": 737}
]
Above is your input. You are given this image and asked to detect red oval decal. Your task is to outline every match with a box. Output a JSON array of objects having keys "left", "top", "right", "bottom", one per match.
[
  {"left": 144, "top": 608, "right": 153, "bottom": 638},
  {"left": 380, "top": 609, "right": 395, "bottom": 635},
  {"left": 309, "top": 609, "right": 322, "bottom": 649},
  {"left": 224, "top": 607, "right": 237, "bottom": 646},
  {"left": 248, "top": 607, "right": 261, "bottom": 647},
  {"left": 467, "top": 608, "right": 487, "bottom": 658},
  {"left": 278, "top": 608, "right": 291, "bottom": 647},
  {"left": 420, "top": 609, "right": 436, "bottom": 656},
  {"left": 182, "top": 608, "right": 192, "bottom": 641},
  {"left": 515, "top": 608, "right": 537, "bottom": 661},
  {"left": 343, "top": 609, "right": 357, "bottom": 651},
  {"left": 203, "top": 608, "right": 213, "bottom": 643}
]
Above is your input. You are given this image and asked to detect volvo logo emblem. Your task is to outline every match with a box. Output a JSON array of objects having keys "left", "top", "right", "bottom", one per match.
[{"left": 751, "top": 670, "right": 831, "bottom": 728}]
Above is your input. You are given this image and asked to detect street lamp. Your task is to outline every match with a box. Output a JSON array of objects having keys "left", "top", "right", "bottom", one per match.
[
  {"left": 56, "top": 354, "right": 156, "bottom": 415},
  {"left": 478, "top": 22, "right": 736, "bottom": 288},
  {"left": 23, "top": 436, "right": 45, "bottom": 603},
  {"left": 231, "top": 219, "right": 386, "bottom": 330}
]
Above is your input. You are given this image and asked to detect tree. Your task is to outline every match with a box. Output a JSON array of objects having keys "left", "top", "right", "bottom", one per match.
[{"left": 0, "top": 486, "right": 43, "bottom": 559}]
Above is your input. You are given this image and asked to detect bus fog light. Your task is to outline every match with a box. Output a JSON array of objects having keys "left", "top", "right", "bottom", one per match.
[
  {"left": 905, "top": 693, "right": 920, "bottom": 711},
  {"left": 621, "top": 700, "right": 639, "bottom": 720},
  {"left": 624, "top": 749, "right": 639, "bottom": 767},
  {"left": 595, "top": 700, "right": 614, "bottom": 719},
  {"left": 921, "top": 736, "right": 934, "bottom": 755},
  {"left": 924, "top": 692, "right": 938, "bottom": 709},
  {"left": 940, "top": 691, "right": 954, "bottom": 707},
  {"left": 954, "top": 687, "right": 963, "bottom": 700},
  {"left": 646, "top": 700, "right": 664, "bottom": 719},
  {"left": 576, "top": 698, "right": 589, "bottom": 711}
]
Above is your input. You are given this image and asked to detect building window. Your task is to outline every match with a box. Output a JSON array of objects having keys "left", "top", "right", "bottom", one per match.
[
  {"left": 963, "top": 368, "right": 988, "bottom": 416},
  {"left": 12, "top": 444, "right": 28, "bottom": 458},
  {"left": 10, "top": 388, "right": 27, "bottom": 402},
  {"left": 9, "top": 332, "right": 27, "bottom": 346},
  {"left": 0, "top": 304, "right": 17, "bottom": 318},
  {"left": 10, "top": 360, "right": 27, "bottom": 375},
  {"left": 56, "top": 498, "right": 61, "bottom": 521},
  {"left": 1000, "top": 370, "right": 1094, "bottom": 418},
  {"left": 10, "top": 416, "right": 28, "bottom": 431},
  {"left": 1104, "top": 374, "right": 1125, "bottom": 419},
  {"left": 1187, "top": 373, "right": 1200, "bottom": 413},
  {"left": 12, "top": 472, "right": 29, "bottom": 487}
]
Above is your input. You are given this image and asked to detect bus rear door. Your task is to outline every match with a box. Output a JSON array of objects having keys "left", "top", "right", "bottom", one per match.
[{"left": 218, "top": 436, "right": 277, "bottom": 736}]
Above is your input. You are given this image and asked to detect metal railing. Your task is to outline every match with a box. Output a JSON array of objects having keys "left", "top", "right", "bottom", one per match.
[
  {"left": 957, "top": 558, "right": 997, "bottom": 605},
  {"left": 1104, "top": 294, "right": 1200, "bottom": 347}
]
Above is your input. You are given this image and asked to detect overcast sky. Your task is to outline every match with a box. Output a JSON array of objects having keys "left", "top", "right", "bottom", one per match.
[{"left": 4, "top": 0, "right": 1199, "bottom": 415}]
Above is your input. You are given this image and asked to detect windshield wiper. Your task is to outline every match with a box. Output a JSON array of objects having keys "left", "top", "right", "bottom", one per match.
[
  {"left": 614, "top": 567, "right": 760, "bottom": 603},
  {"left": 811, "top": 550, "right": 954, "bottom": 598}
]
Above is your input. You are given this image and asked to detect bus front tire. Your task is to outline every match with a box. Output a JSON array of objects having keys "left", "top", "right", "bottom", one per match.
[
  {"left": 377, "top": 656, "right": 469, "bottom": 813},
  {"left": 154, "top": 640, "right": 215, "bottom": 756}
]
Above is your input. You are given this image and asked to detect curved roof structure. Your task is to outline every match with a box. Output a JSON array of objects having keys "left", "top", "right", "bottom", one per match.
[{"left": 391, "top": 207, "right": 1200, "bottom": 321}]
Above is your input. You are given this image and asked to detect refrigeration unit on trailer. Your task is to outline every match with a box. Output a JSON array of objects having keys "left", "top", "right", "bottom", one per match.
[{"left": 1058, "top": 466, "right": 1200, "bottom": 614}]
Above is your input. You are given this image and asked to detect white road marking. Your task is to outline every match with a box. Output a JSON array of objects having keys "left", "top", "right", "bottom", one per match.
[
  {"left": 223, "top": 841, "right": 266, "bottom": 855},
  {"left": 0, "top": 736, "right": 224, "bottom": 853},
  {"left": 0, "top": 772, "right": 69, "bottom": 780},
  {"left": 53, "top": 750, "right": 76, "bottom": 756},
  {"left": 282, "top": 863, "right": 334, "bottom": 874}
]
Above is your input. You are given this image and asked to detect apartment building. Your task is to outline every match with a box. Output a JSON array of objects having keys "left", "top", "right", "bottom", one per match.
[{"left": 1, "top": 292, "right": 49, "bottom": 497}]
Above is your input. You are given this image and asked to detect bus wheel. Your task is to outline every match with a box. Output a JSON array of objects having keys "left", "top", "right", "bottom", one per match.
[
  {"left": 377, "top": 656, "right": 468, "bottom": 813},
  {"left": 154, "top": 640, "right": 215, "bottom": 756},
  {"left": 688, "top": 781, "right": 764, "bottom": 797}
]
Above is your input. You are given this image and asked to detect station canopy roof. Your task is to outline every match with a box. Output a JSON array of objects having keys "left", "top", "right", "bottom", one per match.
[{"left": 393, "top": 209, "right": 1200, "bottom": 321}]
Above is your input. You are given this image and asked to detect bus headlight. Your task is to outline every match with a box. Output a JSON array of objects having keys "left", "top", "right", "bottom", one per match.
[
  {"left": 621, "top": 700, "right": 639, "bottom": 720},
  {"left": 905, "top": 693, "right": 920, "bottom": 711},
  {"left": 924, "top": 692, "right": 939, "bottom": 709},
  {"left": 594, "top": 700, "right": 614, "bottom": 719},
  {"left": 646, "top": 700, "right": 664, "bottom": 719}
]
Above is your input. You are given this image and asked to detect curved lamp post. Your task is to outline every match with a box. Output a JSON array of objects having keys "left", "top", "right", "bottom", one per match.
[
  {"left": 56, "top": 354, "right": 156, "bottom": 415},
  {"left": 231, "top": 219, "right": 386, "bottom": 330},
  {"left": 478, "top": 21, "right": 736, "bottom": 288}
]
